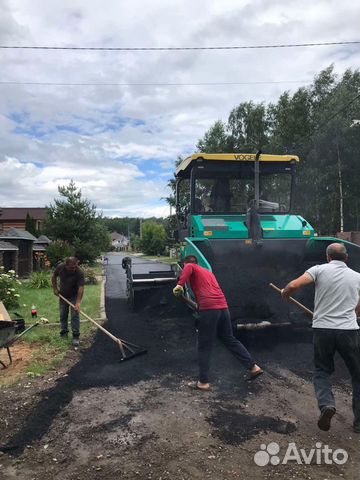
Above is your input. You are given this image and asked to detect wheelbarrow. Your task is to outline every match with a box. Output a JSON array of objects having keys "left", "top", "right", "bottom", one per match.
[{"left": 0, "top": 320, "right": 39, "bottom": 369}]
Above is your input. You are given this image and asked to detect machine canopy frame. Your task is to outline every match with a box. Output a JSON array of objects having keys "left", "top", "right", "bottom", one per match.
[{"left": 176, "top": 155, "right": 298, "bottom": 215}]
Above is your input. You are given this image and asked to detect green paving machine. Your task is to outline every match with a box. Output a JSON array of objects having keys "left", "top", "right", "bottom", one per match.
[{"left": 174, "top": 152, "right": 360, "bottom": 327}]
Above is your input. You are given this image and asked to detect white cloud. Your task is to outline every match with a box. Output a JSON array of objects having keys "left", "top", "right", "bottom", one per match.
[
  {"left": 0, "top": 155, "right": 168, "bottom": 217},
  {"left": 0, "top": 0, "right": 359, "bottom": 217}
]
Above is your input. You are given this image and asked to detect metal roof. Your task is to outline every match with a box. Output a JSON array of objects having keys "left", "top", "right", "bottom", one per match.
[
  {"left": 0, "top": 207, "right": 46, "bottom": 220},
  {"left": 0, "top": 228, "right": 37, "bottom": 241},
  {"left": 33, "top": 244, "right": 47, "bottom": 251},
  {"left": 0, "top": 241, "right": 18, "bottom": 251},
  {"left": 34, "top": 234, "right": 51, "bottom": 244}
]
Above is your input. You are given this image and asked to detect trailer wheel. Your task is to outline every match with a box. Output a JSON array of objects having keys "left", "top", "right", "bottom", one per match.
[{"left": 122, "top": 256, "right": 131, "bottom": 270}]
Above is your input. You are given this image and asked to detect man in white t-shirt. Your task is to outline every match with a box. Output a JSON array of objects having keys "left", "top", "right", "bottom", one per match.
[{"left": 281, "top": 243, "right": 360, "bottom": 433}]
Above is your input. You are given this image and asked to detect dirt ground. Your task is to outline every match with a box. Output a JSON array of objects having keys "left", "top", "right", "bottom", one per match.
[
  {"left": 0, "top": 343, "right": 40, "bottom": 384},
  {"left": 0, "top": 253, "right": 359, "bottom": 480}
]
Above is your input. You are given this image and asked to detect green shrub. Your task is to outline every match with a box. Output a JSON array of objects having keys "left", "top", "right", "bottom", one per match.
[
  {"left": 45, "top": 240, "right": 75, "bottom": 267},
  {"left": 0, "top": 267, "right": 21, "bottom": 309},
  {"left": 81, "top": 265, "right": 98, "bottom": 285},
  {"left": 29, "top": 271, "right": 51, "bottom": 289},
  {"left": 73, "top": 239, "right": 99, "bottom": 265},
  {"left": 139, "top": 221, "right": 167, "bottom": 255}
]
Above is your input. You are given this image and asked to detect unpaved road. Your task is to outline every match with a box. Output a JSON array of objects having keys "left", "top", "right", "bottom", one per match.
[{"left": 0, "top": 253, "right": 359, "bottom": 479}]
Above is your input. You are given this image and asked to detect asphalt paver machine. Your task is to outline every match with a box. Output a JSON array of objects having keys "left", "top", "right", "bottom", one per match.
[{"left": 173, "top": 152, "right": 360, "bottom": 327}]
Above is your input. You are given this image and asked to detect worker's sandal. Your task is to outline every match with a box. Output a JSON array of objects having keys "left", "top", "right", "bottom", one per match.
[
  {"left": 187, "top": 381, "right": 211, "bottom": 391},
  {"left": 246, "top": 368, "right": 264, "bottom": 381}
]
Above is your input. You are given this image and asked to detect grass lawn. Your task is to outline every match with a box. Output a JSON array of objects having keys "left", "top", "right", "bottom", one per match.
[
  {"left": 88, "top": 259, "right": 105, "bottom": 276},
  {"left": 3, "top": 275, "right": 102, "bottom": 381}
]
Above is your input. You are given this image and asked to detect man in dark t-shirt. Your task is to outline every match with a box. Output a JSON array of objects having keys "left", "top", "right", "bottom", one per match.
[{"left": 52, "top": 257, "right": 85, "bottom": 346}]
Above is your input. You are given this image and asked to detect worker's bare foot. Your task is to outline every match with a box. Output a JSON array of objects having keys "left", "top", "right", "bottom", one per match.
[
  {"left": 197, "top": 381, "right": 210, "bottom": 390},
  {"left": 246, "top": 365, "right": 264, "bottom": 381},
  {"left": 251, "top": 364, "right": 262, "bottom": 373},
  {"left": 187, "top": 381, "right": 211, "bottom": 391}
]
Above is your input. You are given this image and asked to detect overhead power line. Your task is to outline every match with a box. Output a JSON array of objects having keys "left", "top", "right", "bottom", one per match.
[
  {"left": 292, "top": 91, "right": 360, "bottom": 153},
  {"left": 0, "top": 41, "right": 358, "bottom": 52},
  {"left": 293, "top": 91, "right": 360, "bottom": 158},
  {"left": 0, "top": 79, "right": 312, "bottom": 87},
  {"left": 314, "top": 92, "right": 360, "bottom": 134}
]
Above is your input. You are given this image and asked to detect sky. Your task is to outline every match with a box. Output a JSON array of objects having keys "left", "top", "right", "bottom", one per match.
[{"left": 0, "top": 0, "right": 359, "bottom": 218}]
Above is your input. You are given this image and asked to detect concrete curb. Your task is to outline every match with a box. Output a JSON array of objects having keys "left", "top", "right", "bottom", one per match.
[
  {"left": 99, "top": 274, "right": 106, "bottom": 322},
  {"left": 37, "top": 319, "right": 104, "bottom": 326}
]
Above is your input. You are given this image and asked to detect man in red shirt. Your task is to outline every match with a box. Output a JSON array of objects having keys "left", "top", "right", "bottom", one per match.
[{"left": 174, "top": 255, "right": 263, "bottom": 390}]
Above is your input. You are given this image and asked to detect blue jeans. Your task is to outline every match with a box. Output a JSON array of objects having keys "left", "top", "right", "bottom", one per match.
[
  {"left": 313, "top": 329, "right": 360, "bottom": 425},
  {"left": 197, "top": 308, "right": 255, "bottom": 383},
  {"left": 59, "top": 296, "right": 80, "bottom": 338}
]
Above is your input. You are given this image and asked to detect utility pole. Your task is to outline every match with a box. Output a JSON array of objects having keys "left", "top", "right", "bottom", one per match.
[
  {"left": 139, "top": 218, "right": 143, "bottom": 239},
  {"left": 336, "top": 139, "right": 344, "bottom": 233},
  {"left": 254, "top": 150, "right": 261, "bottom": 210},
  {"left": 127, "top": 223, "right": 131, "bottom": 251},
  {"left": 350, "top": 119, "right": 360, "bottom": 230}
]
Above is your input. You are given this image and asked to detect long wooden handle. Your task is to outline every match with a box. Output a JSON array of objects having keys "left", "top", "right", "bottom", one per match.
[
  {"left": 58, "top": 294, "right": 126, "bottom": 351},
  {"left": 269, "top": 283, "right": 313, "bottom": 318},
  {"left": 182, "top": 295, "right": 198, "bottom": 311}
]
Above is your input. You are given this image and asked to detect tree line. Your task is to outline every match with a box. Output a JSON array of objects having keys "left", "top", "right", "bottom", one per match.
[{"left": 193, "top": 65, "right": 360, "bottom": 234}]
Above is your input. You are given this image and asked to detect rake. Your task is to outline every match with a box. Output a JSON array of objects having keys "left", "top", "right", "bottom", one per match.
[{"left": 58, "top": 294, "right": 147, "bottom": 362}]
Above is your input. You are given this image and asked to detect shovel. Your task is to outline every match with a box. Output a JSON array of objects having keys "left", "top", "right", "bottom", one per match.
[
  {"left": 269, "top": 283, "right": 313, "bottom": 318},
  {"left": 181, "top": 294, "right": 198, "bottom": 311},
  {"left": 58, "top": 294, "right": 147, "bottom": 361}
]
